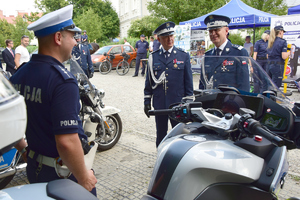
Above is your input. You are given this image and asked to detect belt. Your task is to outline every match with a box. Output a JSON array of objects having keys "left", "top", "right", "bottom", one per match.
[
  {"left": 257, "top": 56, "right": 267, "bottom": 60},
  {"left": 28, "top": 150, "right": 60, "bottom": 168},
  {"left": 268, "top": 61, "right": 285, "bottom": 65}
]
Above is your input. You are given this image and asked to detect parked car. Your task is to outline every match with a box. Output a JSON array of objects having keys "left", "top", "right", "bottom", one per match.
[{"left": 91, "top": 45, "right": 137, "bottom": 71}]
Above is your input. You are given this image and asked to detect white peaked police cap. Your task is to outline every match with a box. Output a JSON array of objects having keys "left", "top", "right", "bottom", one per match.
[{"left": 27, "top": 5, "right": 81, "bottom": 38}]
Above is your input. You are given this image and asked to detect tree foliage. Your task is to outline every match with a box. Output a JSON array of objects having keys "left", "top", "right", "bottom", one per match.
[
  {"left": 73, "top": 8, "right": 104, "bottom": 42},
  {"left": 0, "top": 19, "right": 14, "bottom": 47},
  {"left": 147, "top": 0, "right": 227, "bottom": 24},
  {"left": 127, "top": 16, "right": 166, "bottom": 38},
  {"left": 242, "top": 0, "right": 287, "bottom": 16},
  {"left": 11, "top": 16, "right": 34, "bottom": 47},
  {"left": 34, "top": 0, "right": 119, "bottom": 40}
]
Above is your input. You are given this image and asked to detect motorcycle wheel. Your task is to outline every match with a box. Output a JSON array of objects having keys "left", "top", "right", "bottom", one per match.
[
  {"left": 99, "top": 61, "right": 112, "bottom": 75},
  {"left": 0, "top": 174, "right": 15, "bottom": 189},
  {"left": 95, "top": 114, "right": 122, "bottom": 151}
]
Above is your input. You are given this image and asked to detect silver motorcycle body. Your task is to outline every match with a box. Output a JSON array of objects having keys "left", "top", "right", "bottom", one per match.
[{"left": 142, "top": 56, "right": 299, "bottom": 200}]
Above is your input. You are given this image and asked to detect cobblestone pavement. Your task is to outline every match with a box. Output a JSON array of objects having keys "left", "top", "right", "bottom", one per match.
[{"left": 4, "top": 67, "right": 300, "bottom": 199}]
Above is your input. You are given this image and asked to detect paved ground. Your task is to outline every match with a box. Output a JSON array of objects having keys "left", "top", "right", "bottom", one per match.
[{"left": 4, "top": 67, "right": 300, "bottom": 199}]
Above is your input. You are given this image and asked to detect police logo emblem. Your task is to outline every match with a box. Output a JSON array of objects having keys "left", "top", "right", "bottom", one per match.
[
  {"left": 166, "top": 23, "right": 170, "bottom": 27},
  {"left": 209, "top": 15, "right": 214, "bottom": 20}
]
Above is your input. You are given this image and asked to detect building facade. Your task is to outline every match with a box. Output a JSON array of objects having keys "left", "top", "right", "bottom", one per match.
[{"left": 119, "top": 0, "right": 151, "bottom": 38}]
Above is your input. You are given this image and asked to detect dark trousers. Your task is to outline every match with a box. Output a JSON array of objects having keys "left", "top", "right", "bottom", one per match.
[
  {"left": 267, "top": 63, "right": 284, "bottom": 88},
  {"left": 290, "top": 58, "right": 298, "bottom": 77},
  {"left": 27, "top": 156, "right": 97, "bottom": 196},
  {"left": 155, "top": 115, "right": 178, "bottom": 147},
  {"left": 134, "top": 53, "right": 147, "bottom": 76},
  {"left": 6, "top": 66, "right": 16, "bottom": 76},
  {"left": 253, "top": 60, "right": 268, "bottom": 93}
]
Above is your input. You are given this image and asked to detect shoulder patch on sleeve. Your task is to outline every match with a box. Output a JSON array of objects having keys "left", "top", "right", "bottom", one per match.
[{"left": 52, "top": 65, "right": 74, "bottom": 80}]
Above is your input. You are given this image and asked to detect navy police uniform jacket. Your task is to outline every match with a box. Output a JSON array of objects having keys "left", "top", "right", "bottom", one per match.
[
  {"left": 72, "top": 44, "right": 94, "bottom": 77},
  {"left": 152, "top": 40, "right": 161, "bottom": 52},
  {"left": 199, "top": 41, "right": 250, "bottom": 92},
  {"left": 254, "top": 39, "right": 268, "bottom": 59},
  {"left": 267, "top": 37, "right": 287, "bottom": 62},
  {"left": 135, "top": 40, "right": 149, "bottom": 54},
  {"left": 10, "top": 54, "right": 87, "bottom": 158},
  {"left": 144, "top": 46, "right": 194, "bottom": 109}
]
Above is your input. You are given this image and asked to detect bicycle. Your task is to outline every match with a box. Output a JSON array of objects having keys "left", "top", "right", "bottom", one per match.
[
  {"left": 116, "top": 52, "right": 130, "bottom": 76},
  {"left": 99, "top": 52, "right": 115, "bottom": 75}
]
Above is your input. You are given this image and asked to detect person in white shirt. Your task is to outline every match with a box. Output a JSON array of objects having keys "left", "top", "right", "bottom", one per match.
[
  {"left": 124, "top": 39, "right": 130, "bottom": 46},
  {"left": 15, "top": 35, "right": 30, "bottom": 68},
  {"left": 243, "top": 36, "right": 253, "bottom": 56},
  {"left": 149, "top": 36, "right": 154, "bottom": 52}
]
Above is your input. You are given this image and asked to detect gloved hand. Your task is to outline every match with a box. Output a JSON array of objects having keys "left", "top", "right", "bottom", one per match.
[
  {"left": 144, "top": 104, "right": 151, "bottom": 118},
  {"left": 89, "top": 72, "right": 94, "bottom": 79}
]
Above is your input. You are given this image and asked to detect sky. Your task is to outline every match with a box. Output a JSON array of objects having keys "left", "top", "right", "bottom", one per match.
[{"left": 0, "top": 0, "right": 119, "bottom": 16}]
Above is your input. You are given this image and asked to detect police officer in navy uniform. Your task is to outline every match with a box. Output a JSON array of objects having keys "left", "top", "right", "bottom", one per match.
[
  {"left": 252, "top": 30, "right": 270, "bottom": 93},
  {"left": 144, "top": 22, "right": 193, "bottom": 147},
  {"left": 267, "top": 26, "right": 290, "bottom": 88},
  {"left": 199, "top": 14, "right": 250, "bottom": 92},
  {"left": 72, "top": 32, "right": 94, "bottom": 78},
  {"left": 152, "top": 32, "right": 161, "bottom": 52},
  {"left": 133, "top": 34, "right": 149, "bottom": 77},
  {"left": 10, "top": 5, "right": 97, "bottom": 195}
]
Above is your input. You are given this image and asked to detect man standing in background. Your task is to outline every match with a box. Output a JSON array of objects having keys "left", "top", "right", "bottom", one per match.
[
  {"left": 2, "top": 39, "right": 16, "bottom": 75},
  {"left": 244, "top": 36, "right": 253, "bottom": 57},
  {"left": 152, "top": 33, "right": 161, "bottom": 52},
  {"left": 15, "top": 35, "right": 30, "bottom": 68},
  {"left": 133, "top": 34, "right": 149, "bottom": 77}
]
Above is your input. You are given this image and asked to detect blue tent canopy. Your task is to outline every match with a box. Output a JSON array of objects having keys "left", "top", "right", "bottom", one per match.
[
  {"left": 288, "top": 5, "right": 300, "bottom": 15},
  {"left": 179, "top": 0, "right": 277, "bottom": 30}
]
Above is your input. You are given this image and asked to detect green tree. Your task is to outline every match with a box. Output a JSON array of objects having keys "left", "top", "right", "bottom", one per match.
[
  {"left": 11, "top": 16, "right": 34, "bottom": 47},
  {"left": 147, "top": 0, "right": 226, "bottom": 24},
  {"left": 242, "top": 0, "right": 287, "bottom": 16},
  {"left": 34, "top": 0, "right": 119, "bottom": 39},
  {"left": 25, "top": 12, "right": 42, "bottom": 22},
  {"left": 128, "top": 16, "right": 166, "bottom": 38},
  {"left": 0, "top": 19, "right": 14, "bottom": 47},
  {"left": 73, "top": 8, "right": 104, "bottom": 42}
]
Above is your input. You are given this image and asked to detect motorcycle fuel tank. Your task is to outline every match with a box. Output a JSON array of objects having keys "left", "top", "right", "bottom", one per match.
[{"left": 147, "top": 134, "right": 264, "bottom": 200}]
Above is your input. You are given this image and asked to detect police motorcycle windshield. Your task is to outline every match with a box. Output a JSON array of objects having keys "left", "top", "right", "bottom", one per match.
[
  {"left": 197, "top": 55, "right": 293, "bottom": 108},
  {"left": 69, "top": 56, "right": 93, "bottom": 89}
]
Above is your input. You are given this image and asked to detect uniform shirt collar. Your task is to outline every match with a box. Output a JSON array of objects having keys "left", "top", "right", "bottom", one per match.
[
  {"left": 162, "top": 46, "right": 174, "bottom": 54},
  {"left": 215, "top": 39, "right": 228, "bottom": 52}
]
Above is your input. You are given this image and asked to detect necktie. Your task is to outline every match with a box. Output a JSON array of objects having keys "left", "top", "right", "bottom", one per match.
[
  {"left": 216, "top": 48, "right": 221, "bottom": 56},
  {"left": 164, "top": 51, "right": 170, "bottom": 62},
  {"left": 10, "top": 49, "right": 14, "bottom": 57}
]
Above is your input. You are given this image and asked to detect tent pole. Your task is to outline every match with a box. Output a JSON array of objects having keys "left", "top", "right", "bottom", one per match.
[{"left": 253, "top": 24, "right": 256, "bottom": 49}]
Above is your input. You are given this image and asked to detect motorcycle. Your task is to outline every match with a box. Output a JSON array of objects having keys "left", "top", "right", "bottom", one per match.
[
  {"left": 69, "top": 57, "right": 122, "bottom": 151},
  {"left": 142, "top": 56, "right": 300, "bottom": 200}
]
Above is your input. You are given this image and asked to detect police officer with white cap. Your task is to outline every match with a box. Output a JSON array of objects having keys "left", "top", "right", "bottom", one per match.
[
  {"left": 144, "top": 22, "right": 193, "bottom": 147},
  {"left": 10, "top": 5, "right": 97, "bottom": 195},
  {"left": 199, "top": 14, "right": 250, "bottom": 92}
]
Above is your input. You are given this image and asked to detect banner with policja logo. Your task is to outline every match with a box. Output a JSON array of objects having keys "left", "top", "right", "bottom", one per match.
[
  {"left": 174, "top": 25, "right": 205, "bottom": 73},
  {"left": 271, "top": 15, "right": 300, "bottom": 86}
]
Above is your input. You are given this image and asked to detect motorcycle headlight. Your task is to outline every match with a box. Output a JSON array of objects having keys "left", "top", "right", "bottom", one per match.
[{"left": 96, "top": 89, "right": 105, "bottom": 99}]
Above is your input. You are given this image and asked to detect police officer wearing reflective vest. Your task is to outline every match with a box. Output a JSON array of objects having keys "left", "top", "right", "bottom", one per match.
[
  {"left": 199, "top": 15, "right": 250, "bottom": 92},
  {"left": 72, "top": 32, "right": 94, "bottom": 78},
  {"left": 133, "top": 34, "right": 149, "bottom": 77},
  {"left": 144, "top": 22, "right": 193, "bottom": 147},
  {"left": 10, "top": 5, "right": 97, "bottom": 195},
  {"left": 267, "top": 26, "right": 290, "bottom": 88}
]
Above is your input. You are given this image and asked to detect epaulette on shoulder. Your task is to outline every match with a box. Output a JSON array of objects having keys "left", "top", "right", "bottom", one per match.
[
  {"left": 176, "top": 47, "right": 187, "bottom": 53},
  {"left": 52, "top": 65, "right": 74, "bottom": 81},
  {"left": 232, "top": 44, "right": 244, "bottom": 50},
  {"left": 151, "top": 49, "right": 160, "bottom": 54}
]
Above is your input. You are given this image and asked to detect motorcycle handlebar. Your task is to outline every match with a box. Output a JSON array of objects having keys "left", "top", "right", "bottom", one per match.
[
  {"left": 148, "top": 109, "right": 174, "bottom": 115},
  {"left": 247, "top": 119, "right": 284, "bottom": 147}
]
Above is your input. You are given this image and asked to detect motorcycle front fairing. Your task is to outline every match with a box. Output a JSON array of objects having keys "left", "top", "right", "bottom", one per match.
[{"left": 144, "top": 56, "right": 295, "bottom": 200}]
